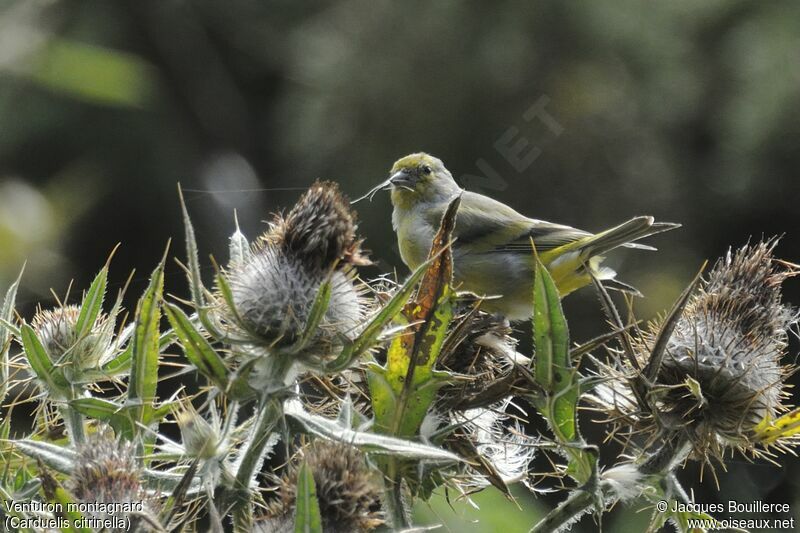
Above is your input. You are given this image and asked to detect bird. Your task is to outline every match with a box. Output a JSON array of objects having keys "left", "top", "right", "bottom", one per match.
[{"left": 363, "top": 152, "right": 678, "bottom": 321}]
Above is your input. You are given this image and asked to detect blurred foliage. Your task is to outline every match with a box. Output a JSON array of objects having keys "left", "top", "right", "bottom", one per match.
[
  {"left": 414, "top": 487, "right": 660, "bottom": 533},
  {"left": 1, "top": 0, "right": 799, "bottom": 529}
]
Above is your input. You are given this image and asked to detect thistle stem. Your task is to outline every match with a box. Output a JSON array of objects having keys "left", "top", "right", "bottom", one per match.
[
  {"left": 382, "top": 462, "right": 411, "bottom": 530},
  {"left": 62, "top": 406, "right": 85, "bottom": 445},
  {"left": 530, "top": 489, "right": 594, "bottom": 533},
  {"left": 233, "top": 395, "right": 283, "bottom": 496},
  {"left": 638, "top": 433, "right": 691, "bottom": 476},
  {"left": 62, "top": 387, "right": 85, "bottom": 446},
  {"left": 225, "top": 395, "right": 282, "bottom": 532}
]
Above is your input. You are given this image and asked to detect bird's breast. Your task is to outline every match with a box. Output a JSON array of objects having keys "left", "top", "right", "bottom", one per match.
[{"left": 393, "top": 206, "right": 436, "bottom": 270}]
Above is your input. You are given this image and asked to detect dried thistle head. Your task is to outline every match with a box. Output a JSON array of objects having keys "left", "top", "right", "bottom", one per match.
[
  {"left": 270, "top": 180, "right": 370, "bottom": 270},
  {"left": 30, "top": 304, "right": 113, "bottom": 380},
  {"left": 654, "top": 240, "right": 797, "bottom": 456},
  {"left": 217, "top": 181, "right": 370, "bottom": 364},
  {"left": 436, "top": 300, "right": 524, "bottom": 411},
  {"left": 257, "top": 440, "right": 384, "bottom": 533},
  {"left": 591, "top": 240, "right": 799, "bottom": 462},
  {"left": 70, "top": 432, "right": 158, "bottom": 530}
]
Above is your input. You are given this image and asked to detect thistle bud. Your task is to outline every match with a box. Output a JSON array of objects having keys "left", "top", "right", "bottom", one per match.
[
  {"left": 30, "top": 304, "right": 113, "bottom": 380},
  {"left": 218, "top": 182, "right": 368, "bottom": 364},
  {"left": 70, "top": 433, "right": 157, "bottom": 531},
  {"left": 256, "top": 441, "right": 383, "bottom": 533},
  {"left": 176, "top": 403, "right": 222, "bottom": 460}
]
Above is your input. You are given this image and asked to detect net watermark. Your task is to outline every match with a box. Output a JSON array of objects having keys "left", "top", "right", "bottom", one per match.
[{"left": 655, "top": 499, "right": 796, "bottom": 530}]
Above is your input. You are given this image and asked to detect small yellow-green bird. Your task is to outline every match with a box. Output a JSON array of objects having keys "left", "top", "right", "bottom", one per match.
[{"left": 378, "top": 152, "right": 678, "bottom": 321}]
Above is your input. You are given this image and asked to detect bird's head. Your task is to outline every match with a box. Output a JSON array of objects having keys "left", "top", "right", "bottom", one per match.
[{"left": 388, "top": 153, "right": 460, "bottom": 209}]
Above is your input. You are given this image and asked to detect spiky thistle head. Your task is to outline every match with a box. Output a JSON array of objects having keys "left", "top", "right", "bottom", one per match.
[
  {"left": 257, "top": 440, "right": 384, "bottom": 533},
  {"left": 69, "top": 432, "right": 158, "bottom": 530},
  {"left": 652, "top": 241, "right": 797, "bottom": 453},
  {"left": 269, "top": 181, "right": 370, "bottom": 271},
  {"left": 218, "top": 181, "right": 370, "bottom": 365},
  {"left": 591, "top": 240, "right": 799, "bottom": 462},
  {"left": 30, "top": 304, "right": 113, "bottom": 380}
]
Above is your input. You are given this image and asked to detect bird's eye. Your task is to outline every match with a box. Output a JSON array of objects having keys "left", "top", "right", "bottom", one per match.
[{"left": 422, "top": 165, "right": 432, "bottom": 174}]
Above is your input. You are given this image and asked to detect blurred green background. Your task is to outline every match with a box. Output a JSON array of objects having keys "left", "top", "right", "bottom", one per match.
[{"left": 1, "top": 1, "right": 799, "bottom": 531}]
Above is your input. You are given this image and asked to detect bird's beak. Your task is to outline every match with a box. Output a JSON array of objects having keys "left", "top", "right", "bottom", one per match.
[{"left": 389, "top": 170, "right": 415, "bottom": 189}]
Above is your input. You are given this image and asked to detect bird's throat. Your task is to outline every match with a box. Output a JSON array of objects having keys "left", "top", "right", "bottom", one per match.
[{"left": 390, "top": 187, "right": 418, "bottom": 212}]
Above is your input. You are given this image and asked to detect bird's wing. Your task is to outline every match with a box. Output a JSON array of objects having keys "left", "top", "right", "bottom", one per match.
[
  {"left": 447, "top": 191, "right": 590, "bottom": 254},
  {"left": 436, "top": 191, "right": 676, "bottom": 257},
  {"left": 496, "top": 216, "right": 679, "bottom": 258},
  {"left": 492, "top": 222, "right": 593, "bottom": 253}
]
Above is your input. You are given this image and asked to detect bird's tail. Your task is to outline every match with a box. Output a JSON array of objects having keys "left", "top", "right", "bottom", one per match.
[
  {"left": 541, "top": 216, "right": 679, "bottom": 298},
  {"left": 577, "top": 216, "right": 680, "bottom": 258}
]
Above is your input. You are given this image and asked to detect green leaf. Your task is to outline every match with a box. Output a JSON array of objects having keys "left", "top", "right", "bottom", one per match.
[
  {"left": 365, "top": 364, "right": 396, "bottom": 435},
  {"left": 532, "top": 256, "right": 570, "bottom": 394},
  {"left": 291, "top": 275, "right": 332, "bottom": 354},
  {"left": 13, "top": 440, "right": 77, "bottom": 474},
  {"left": 74, "top": 264, "right": 108, "bottom": 341},
  {"left": 285, "top": 398, "right": 461, "bottom": 462},
  {"left": 370, "top": 305, "right": 451, "bottom": 437},
  {"left": 1, "top": 265, "right": 24, "bottom": 403},
  {"left": 229, "top": 214, "right": 251, "bottom": 265},
  {"left": 159, "top": 458, "right": 200, "bottom": 528},
  {"left": 142, "top": 468, "right": 202, "bottom": 495},
  {"left": 127, "top": 251, "right": 166, "bottom": 425},
  {"left": 19, "top": 324, "right": 69, "bottom": 394},
  {"left": 100, "top": 327, "right": 176, "bottom": 377},
  {"left": 368, "top": 195, "right": 459, "bottom": 437},
  {"left": 179, "top": 186, "right": 205, "bottom": 309},
  {"left": 150, "top": 400, "right": 177, "bottom": 423},
  {"left": 164, "top": 303, "right": 227, "bottom": 388},
  {"left": 294, "top": 461, "right": 323, "bottom": 533},
  {"left": 214, "top": 270, "right": 240, "bottom": 324},
  {"left": 70, "top": 397, "right": 122, "bottom": 420},
  {"left": 532, "top": 254, "right": 575, "bottom": 438},
  {"left": 100, "top": 346, "right": 132, "bottom": 374},
  {"left": 70, "top": 397, "right": 135, "bottom": 440},
  {"left": 530, "top": 254, "right": 596, "bottom": 484}
]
